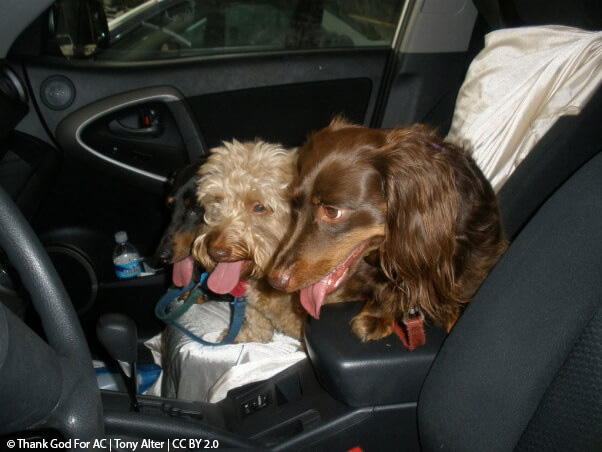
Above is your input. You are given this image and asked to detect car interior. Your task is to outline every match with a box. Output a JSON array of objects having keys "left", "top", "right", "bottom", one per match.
[{"left": 0, "top": 0, "right": 601, "bottom": 450}]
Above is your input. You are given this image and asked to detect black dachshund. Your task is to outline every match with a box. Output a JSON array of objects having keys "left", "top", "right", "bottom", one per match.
[{"left": 154, "top": 159, "right": 207, "bottom": 288}]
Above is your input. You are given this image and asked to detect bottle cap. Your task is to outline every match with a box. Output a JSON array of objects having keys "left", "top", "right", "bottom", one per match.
[{"left": 115, "top": 231, "right": 128, "bottom": 243}]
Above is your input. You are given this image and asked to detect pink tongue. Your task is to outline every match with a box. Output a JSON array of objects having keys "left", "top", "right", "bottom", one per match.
[
  {"left": 300, "top": 278, "right": 328, "bottom": 319},
  {"left": 299, "top": 265, "right": 351, "bottom": 319},
  {"left": 208, "top": 261, "right": 245, "bottom": 294},
  {"left": 173, "top": 256, "right": 194, "bottom": 287}
]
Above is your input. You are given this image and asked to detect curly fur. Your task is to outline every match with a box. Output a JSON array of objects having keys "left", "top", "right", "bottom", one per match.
[
  {"left": 269, "top": 118, "right": 508, "bottom": 342},
  {"left": 192, "top": 140, "right": 305, "bottom": 343}
]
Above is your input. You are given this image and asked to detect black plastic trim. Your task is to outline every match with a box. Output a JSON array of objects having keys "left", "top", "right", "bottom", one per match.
[{"left": 305, "top": 301, "right": 446, "bottom": 407}]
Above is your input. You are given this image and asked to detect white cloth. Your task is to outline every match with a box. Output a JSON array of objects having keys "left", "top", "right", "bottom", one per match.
[
  {"left": 447, "top": 25, "right": 602, "bottom": 192},
  {"left": 145, "top": 301, "right": 306, "bottom": 403}
]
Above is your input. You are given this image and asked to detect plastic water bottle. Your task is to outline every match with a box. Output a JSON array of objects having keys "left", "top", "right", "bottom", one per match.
[{"left": 113, "top": 231, "right": 141, "bottom": 279}]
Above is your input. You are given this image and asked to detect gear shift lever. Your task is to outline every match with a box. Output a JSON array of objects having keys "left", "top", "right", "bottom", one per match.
[{"left": 97, "top": 313, "right": 140, "bottom": 411}]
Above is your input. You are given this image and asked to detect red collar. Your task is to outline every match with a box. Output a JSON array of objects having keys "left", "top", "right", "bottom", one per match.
[{"left": 393, "top": 310, "right": 426, "bottom": 351}]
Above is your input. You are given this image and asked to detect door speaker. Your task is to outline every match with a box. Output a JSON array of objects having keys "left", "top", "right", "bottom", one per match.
[{"left": 40, "top": 75, "right": 75, "bottom": 110}]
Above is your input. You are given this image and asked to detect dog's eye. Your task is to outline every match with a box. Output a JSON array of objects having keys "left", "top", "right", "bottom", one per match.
[
  {"left": 205, "top": 196, "right": 222, "bottom": 205},
  {"left": 322, "top": 206, "right": 342, "bottom": 220},
  {"left": 253, "top": 203, "right": 267, "bottom": 214}
]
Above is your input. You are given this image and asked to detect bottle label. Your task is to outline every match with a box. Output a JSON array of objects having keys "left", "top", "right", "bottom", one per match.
[{"left": 114, "top": 260, "right": 142, "bottom": 279}]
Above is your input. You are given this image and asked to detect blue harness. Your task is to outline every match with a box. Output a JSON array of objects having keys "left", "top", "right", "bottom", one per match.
[{"left": 155, "top": 272, "right": 248, "bottom": 346}]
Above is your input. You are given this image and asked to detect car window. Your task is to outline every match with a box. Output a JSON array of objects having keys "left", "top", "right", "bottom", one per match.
[{"left": 49, "top": 0, "right": 405, "bottom": 61}]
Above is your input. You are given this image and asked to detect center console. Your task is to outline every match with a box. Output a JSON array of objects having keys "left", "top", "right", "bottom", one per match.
[{"left": 102, "top": 301, "right": 447, "bottom": 450}]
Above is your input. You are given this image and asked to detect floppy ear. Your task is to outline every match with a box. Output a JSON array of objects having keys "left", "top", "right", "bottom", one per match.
[
  {"left": 299, "top": 117, "right": 353, "bottom": 172},
  {"left": 378, "top": 126, "right": 462, "bottom": 324}
]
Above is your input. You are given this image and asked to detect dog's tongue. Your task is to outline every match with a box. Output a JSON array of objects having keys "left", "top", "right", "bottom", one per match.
[
  {"left": 298, "top": 242, "right": 370, "bottom": 319},
  {"left": 300, "top": 280, "right": 328, "bottom": 319},
  {"left": 299, "top": 259, "right": 354, "bottom": 319},
  {"left": 208, "top": 261, "right": 245, "bottom": 294},
  {"left": 173, "top": 256, "right": 194, "bottom": 287}
]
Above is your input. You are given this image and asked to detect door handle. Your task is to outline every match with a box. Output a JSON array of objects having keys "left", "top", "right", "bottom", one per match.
[{"left": 108, "top": 119, "right": 163, "bottom": 138}]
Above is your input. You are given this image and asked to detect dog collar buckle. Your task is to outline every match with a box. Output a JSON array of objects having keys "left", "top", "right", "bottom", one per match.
[{"left": 403, "top": 307, "right": 424, "bottom": 323}]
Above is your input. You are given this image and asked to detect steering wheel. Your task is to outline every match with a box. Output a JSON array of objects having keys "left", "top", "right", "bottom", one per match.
[{"left": 0, "top": 185, "right": 103, "bottom": 441}]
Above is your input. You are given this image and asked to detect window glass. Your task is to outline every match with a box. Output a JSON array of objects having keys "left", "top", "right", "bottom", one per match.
[{"left": 48, "top": 0, "right": 405, "bottom": 61}]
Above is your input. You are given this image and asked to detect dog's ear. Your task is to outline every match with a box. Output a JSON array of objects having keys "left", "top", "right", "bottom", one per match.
[
  {"left": 378, "top": 126, "right": 461, "bottom": 323},
  {"left": 328, "top": 114, "right": 354, "bottom": 130}
]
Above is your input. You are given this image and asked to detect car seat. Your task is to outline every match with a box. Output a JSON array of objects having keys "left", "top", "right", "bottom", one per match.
[
  {"left": 419, "top": 151, "right": 601, "bottom": 450},
  {"left": 420, "top": 1, "right": 602, "bottom": 449},
  {"left": 470, "top": 0, "right": 602, "bottom": 238}
]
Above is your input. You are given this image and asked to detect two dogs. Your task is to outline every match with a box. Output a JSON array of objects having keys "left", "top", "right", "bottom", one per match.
[{"left": 159, "top": 119, "right": 506, "bottom": 345}]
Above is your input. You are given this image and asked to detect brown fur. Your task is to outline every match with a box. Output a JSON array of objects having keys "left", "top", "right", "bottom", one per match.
[
  {"left": 269, "top": 118, "right": 508, "bottom": 342},
  {"left": 171, "top": 230, "right": 199, "bottom": 263}
]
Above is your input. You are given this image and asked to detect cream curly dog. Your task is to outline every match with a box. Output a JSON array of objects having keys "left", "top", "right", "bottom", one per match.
[{"left": 192, "top": 140, "right": 305, "bottom": 343}]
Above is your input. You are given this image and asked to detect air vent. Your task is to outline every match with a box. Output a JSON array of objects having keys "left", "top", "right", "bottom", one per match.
[{"left": 0, "top": 65, "right": 27, "bottom": 104}]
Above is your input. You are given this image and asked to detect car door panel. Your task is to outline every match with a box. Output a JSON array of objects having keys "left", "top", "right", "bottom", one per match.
[
  {"left": 189, "top": 76, "right": 374, "bottom": 149},
  {"left": 22, "top": 49, "right": 389, "bottom": 194},
  {"left": 24, "top": 50, "right": 389, "bottom": 142},
  {"left": 56, "top": 85, "right": 206, "bottom": 193}
]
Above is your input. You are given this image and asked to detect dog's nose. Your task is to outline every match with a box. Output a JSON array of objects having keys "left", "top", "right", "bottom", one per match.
[
  {"left": 153, "top": 247, "right": 172, "bottom": 267},
  {"left": 268, "top": 270, "right": 290, "bottom": 290},
  {"left": 209, "top": 245, "right": 231, "bottom": 262}
]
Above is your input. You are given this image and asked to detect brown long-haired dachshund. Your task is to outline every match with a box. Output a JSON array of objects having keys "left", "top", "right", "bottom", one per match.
[{"left": 268, "top": 117, "right": 508, "bottom": 342}]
